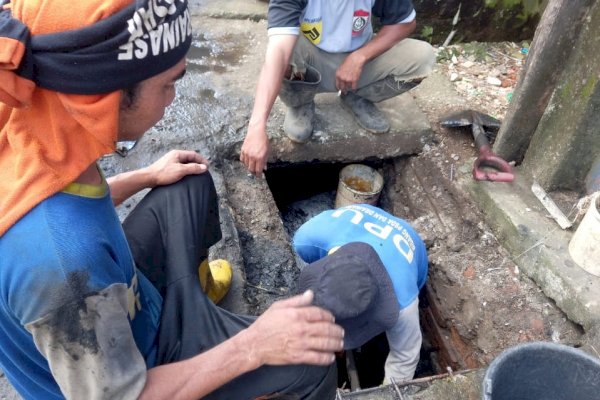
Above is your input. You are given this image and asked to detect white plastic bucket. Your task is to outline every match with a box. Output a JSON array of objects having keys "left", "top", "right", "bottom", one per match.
[
  {"left": 568, "top": 194, "right": 600, "bottom": 276},
  {"left": 334, "top": 164, "right": 384, "bottom": 209}
]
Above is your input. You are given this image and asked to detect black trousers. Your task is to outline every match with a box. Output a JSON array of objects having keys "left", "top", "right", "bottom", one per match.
[{"left": 122, "top": 173, "right": 336, "bottom": 400}]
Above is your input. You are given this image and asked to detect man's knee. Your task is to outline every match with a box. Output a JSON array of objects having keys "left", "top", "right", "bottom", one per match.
[
  {"left": 131, "top": 171, "right": 218, "bottom": 229},
  {"left": 149, "top": 171, "right": 216, "bottom": 200},
  {"left": 411, "top": 40, "right": 436, "bottom": 78},
  {"left": 388, "top": 38, "right": 436, "bottom": 80},
  {"left": 173, "top": 171, "right": 215, "bottom": 191}
]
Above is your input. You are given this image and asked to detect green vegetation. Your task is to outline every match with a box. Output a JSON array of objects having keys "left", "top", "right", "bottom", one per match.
[
  {"left": 436, "top": 46, "right": 460, "bottom": 63},
  {"left": 420, "top": 25, "right": 434, "bottom": 43},
  {"left": 436, "top": 42, "right": 494, "bottom": 63},
  {"left": 558, "top": 81, "right": 573, "bottom": 101},
  {"left": 484, "top": 0, "right": 546, "bottom": 20},
  {"left": 462, "top": 42, "right": 492, "bottom": 62},
  {"left": 581, "top": 76, "right": 598, "bottom": 101}
]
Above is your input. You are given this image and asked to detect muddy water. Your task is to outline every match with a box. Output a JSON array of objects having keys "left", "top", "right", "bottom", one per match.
[
  {"left": 344, "top": 177, "right": 375, "bottom": 193},
  {"left": 101, "top": 32, "right": 243, "bottom": 188}
]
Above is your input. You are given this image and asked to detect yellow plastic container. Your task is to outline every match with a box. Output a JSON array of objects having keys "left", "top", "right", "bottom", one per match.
[{"left": 199, "top": 259, "right": 233, "bottom": 304}]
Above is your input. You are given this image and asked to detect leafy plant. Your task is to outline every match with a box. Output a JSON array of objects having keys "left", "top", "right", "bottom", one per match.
[
  {"left": 484, "top": 0, "right": 545, "bottom": 20},
  {"left": 436, "top": 46, "right": 461, "bottom": 63},
  {"left": 420, "top": 25, "right": 434, "bottom": 43},
  {"left": 462, "top": 42, "right": 491, "bottom": 62}
]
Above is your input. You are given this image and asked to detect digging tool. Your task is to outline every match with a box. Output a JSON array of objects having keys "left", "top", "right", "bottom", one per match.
[{"left": 441, "top": 109, "right": 514, "bottom": 182}]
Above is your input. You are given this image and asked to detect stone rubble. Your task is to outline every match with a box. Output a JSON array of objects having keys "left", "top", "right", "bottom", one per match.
[{"left": 435, "top": 41, "right": 529, "bottom": 121}]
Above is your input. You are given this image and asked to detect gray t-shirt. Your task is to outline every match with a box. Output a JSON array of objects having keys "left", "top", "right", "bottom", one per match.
[{"left": 268, "top": 0, "right": 416, "bottom": 52}]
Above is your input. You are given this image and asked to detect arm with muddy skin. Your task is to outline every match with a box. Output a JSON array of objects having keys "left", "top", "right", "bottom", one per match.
[
  {"left": 107, "top": 150, "right": 209, "bottom": 206},
  {"left": 336, "top": 21, "right": 416, "bottom": 93},
  {"left": 240, "top": 34, "right": 298, "bottom": 177}
]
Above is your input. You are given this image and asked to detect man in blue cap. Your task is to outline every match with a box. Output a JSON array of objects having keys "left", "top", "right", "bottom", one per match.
[{"left": 295, "top": 204, "right": 429, "bottom": 383}]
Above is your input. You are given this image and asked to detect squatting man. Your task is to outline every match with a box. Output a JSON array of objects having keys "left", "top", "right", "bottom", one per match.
[{"left": 241, "top": 0, "right": 436, "bottom": 176}]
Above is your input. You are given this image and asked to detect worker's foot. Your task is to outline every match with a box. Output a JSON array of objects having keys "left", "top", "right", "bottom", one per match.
[
  {"left": 340, "top": 92, "right": 390, "bottom": 134},
  {"left": 199, "top": 259, "right": 232, "bottom": 304},
  {"left": 283, "top": 102, "right": 315, "bottom": 143}
]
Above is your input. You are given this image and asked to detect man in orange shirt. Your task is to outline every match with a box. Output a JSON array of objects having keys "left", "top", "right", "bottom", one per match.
[{"left": 0, "top": 1, "right": 342, "bottom": 398}]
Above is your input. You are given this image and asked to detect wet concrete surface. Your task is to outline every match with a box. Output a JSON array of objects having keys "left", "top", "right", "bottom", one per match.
[{"left": 2, "top": 0, "right": 597, "bottom": 398}]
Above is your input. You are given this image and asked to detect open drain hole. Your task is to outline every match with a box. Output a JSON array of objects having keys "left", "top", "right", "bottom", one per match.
[
  {"left": 333, "top": 290, "right": 441, "bottom": 390},
  {"left": 265, "top": 161, "right": 442, "bottom": 389},
  {"left": 266, "top": 160, "right": 385, "bottom": 236}
]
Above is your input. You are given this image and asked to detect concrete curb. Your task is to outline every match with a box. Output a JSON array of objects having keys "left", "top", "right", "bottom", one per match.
[{"left": 462, "top": 168, "right": 600, "bottom": 333}]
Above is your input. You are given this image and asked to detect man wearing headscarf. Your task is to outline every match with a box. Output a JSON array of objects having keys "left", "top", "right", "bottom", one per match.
[{"left": 0, "top": 1, "right": 342, "bottom": 399}]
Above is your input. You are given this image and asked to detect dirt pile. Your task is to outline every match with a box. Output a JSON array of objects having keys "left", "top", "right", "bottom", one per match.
[{"left": 400, "top": 42, "right": 584, "bottom": 370}]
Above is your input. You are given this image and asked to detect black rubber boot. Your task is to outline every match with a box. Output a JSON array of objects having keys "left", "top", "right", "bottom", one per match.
[
  {"left": 279, "top": 65, "right": 321, "bottom": 143},
  {"left": 284, "top": 101, "right": 315, "bottom": 143},
  {"left": 340, "top": 92, "right": 390, "bottom": 134},
  {"left": 341, "top": 76, "right": 421, "bottom": 134}
]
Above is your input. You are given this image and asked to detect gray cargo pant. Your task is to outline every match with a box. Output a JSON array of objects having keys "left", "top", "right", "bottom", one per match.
[{"left": 288, "top": 34, "right": 436, "bottom": 98}]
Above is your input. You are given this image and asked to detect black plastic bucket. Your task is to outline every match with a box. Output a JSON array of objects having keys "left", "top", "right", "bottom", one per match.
[{"left": 482, "top": 342, "right": 600, "bottom": 400}]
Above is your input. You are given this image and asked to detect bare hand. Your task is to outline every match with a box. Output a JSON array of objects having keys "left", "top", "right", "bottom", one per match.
[
  {"left": 240, "top": 124, "right": 269, "bottom": 177},
  {"left": 335, "top": 52, "right": 366, "bottom": 93},
  {"left": 146, "top": 150, "right": 209, "bottom": 187},
  {"left": 241, "top": 291, "right": 344, "bottom": 368}
]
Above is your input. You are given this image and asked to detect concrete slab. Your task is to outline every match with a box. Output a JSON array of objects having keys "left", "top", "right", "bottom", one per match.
[
  {"left": 209, "top": 169, "right": 250, "bottom": 315},
  {"left": 269, "top": 93, "right": 434, "bottom": 163},
  {"left": 462, "top": 168, "right": 600, "bottom": 333},
  {"left": 217, "top": 160, "right": 299, "bottom": 314}
]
